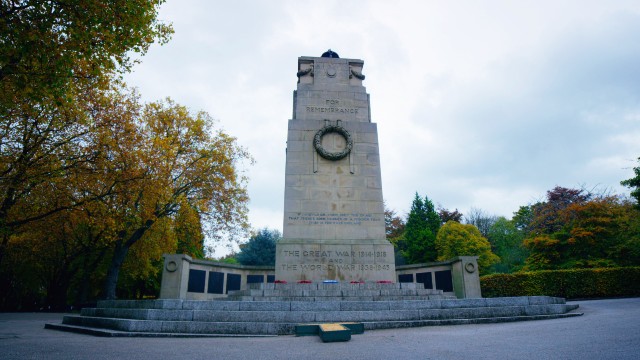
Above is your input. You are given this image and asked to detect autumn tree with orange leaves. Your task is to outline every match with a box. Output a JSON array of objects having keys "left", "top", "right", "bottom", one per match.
[
  {"left": 523, "top": 187, "right": 640, "bottom": 270},
  {"left": 86, "top": 94, "right": 250, "bottom": 299},
  {"left": 1, "top": 1, "right": 254, "bottom": 307}
]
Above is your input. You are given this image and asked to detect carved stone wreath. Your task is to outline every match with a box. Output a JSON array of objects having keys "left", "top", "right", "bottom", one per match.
[
  {"left": 465, "top": 262, "right": 476, "bottom": 273},
  {"left": 313, "top": 124, "right": 353, "bottom": 161}
]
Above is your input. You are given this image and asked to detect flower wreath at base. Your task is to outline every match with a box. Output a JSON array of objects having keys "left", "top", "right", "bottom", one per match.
[{"left": 313, "top": 124, "right": 353, "bottom": 161}]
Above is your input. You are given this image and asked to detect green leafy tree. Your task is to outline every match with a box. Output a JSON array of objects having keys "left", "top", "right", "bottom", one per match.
[
  {"left": 621, "top": 157, "right": 640, "bottom": 209},
  {"left": 611, "top": 199, "right": 640, "bottom": 266},
  {"left": 435, "top": 221, "right": 499, "bottom": 275},
  {"left": 0, "top": 0, "right": 172, "bottom": 269},
  {"left": 486, "top": 217, "right": 527, "bottom": 273},
  {"left": 1, "top": 0, "right": 172, "bottom": 112},
  {"left": 512, "top": 205, "right": 534, "bottom": 233},
  {"left": 402, "top": 193, "right": 441, "bottom": 263},
  {"left": 236, "top": 229, "right": 280, "bottom": 266}
]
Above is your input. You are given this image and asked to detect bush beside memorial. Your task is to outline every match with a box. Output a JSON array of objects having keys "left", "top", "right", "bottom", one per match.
[{"left": 480, "top": 267, "right": 640, "bottom": 299}]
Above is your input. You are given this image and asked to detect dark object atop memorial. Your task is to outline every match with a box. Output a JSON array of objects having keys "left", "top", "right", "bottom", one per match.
[{"left": 321, "top": 49, "right": 339, "bottom": 58}]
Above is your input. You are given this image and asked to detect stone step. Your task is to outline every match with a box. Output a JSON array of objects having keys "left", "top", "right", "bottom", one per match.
[
  {"left": 48, "top": 296, "right": 580, "bottom": 336},
  {"left": 44, "top": 323, "right": 273, "bottom": 338},
  {"left": 224, "top": 295, "right": 456, "bottom": 302},
  {"left": 94, "top": 296, "right": 568, "bottom": 311},
  {"left": 229, "top": 288, "right": 444, "bottom": 297},
  {"left": 79, "top": 303, "right": 578, "bottom": 323},
  {"left": 61, "top": 315, "right": 291, "bottom": 335},
  {"left": 246, "top": 282, "right": 428, "bottom": 290},
  {"left": 54, "top": 309, "right": 583, "bottom": 336},
  {"left": 226, "top": 282, "right": 451, "bottom": 302},
  {"left": 362, "top": 313, "right": 584, "bottom": 330},
  {"left": 96, "top": 299, "right": 184, "bottom": 309}
]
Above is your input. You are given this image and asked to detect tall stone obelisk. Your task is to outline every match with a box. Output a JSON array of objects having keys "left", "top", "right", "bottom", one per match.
[{"left": 275, "top": 50, "right": 395, "bottom": 282}]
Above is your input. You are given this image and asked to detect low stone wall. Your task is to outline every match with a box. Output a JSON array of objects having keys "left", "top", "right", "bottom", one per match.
[
  {"left": 160, "top": 254, "right": 480, "bottom": 300},
  {"left": 395, "top": 256, "right": 481, "bottom": 299},
  {"left": 160, "top": 254, "right": 275, "bottom": 300}
]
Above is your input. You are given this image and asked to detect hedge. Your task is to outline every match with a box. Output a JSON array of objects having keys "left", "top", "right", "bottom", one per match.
[{"left": 480, "top": 267, "right": 640, "bottom": 299}]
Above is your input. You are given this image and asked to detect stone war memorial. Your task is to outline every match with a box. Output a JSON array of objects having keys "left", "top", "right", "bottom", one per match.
[
  {"left": 276, "top": 49, "right": 395, "bottom": 283},
  {"left": 45, "top": 51, "right": 582, "bottom": 337}
]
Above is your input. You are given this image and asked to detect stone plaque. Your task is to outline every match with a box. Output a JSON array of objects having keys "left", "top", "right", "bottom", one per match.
[
  {"left": 416, "top": 272, "right": 433, "bottom": 289},
  {"left": 225, "top": 273, "right": 241, "bottom": 294},
  {"left": 207, "top": 271, "right": 224, "bottom": 294},
  {"left": 247, "top": 274, "right": 264, "bottom": 284},
  {"left": 435, "top": 270, "right": 453, "bottom": 292},
  {"left": 187, "top": 269, "right": 206, "bottom": 293},
  {"left": 276, "top": 52, "right": 395, "bottom": 282}
]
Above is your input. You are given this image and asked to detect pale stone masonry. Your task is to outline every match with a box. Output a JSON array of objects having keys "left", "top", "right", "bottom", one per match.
[{"left": 276, "top": 52, "right": 395, "bottom": 282}]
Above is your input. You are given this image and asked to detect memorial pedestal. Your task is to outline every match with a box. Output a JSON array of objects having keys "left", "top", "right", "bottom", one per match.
[{"left": 277, "top": 52, "right": 395, "bottom": 282}]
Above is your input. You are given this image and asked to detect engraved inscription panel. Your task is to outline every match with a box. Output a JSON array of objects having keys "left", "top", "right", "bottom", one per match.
[
  {"left": 287, "top": 212, "right": 381, "bottom": 226},
  {"left": 276, "top": 243, "right": 395, "bottom": 282}
]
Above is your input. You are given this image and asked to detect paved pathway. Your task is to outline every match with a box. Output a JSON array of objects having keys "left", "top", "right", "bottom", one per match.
[{"left": 1, "top": 298, "right": 638, "bottom": 360}]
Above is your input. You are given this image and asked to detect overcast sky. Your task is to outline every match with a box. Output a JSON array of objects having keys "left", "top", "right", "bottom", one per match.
[{"left": 125, "top": 1, "right": 640, "bottom": 256}]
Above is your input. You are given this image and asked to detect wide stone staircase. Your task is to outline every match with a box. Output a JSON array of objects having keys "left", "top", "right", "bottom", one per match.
[
  {"left": 45, "top": 283, "right": 582, "bottom": 337},
  {"left": 226, "top": 282, "right": 455, "bottom": 301}
]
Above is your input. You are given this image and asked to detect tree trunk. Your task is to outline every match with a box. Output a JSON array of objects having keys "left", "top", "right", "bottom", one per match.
[
  {"left": 103, "top": 220, "right": 154, "bottom": 300},
  {"left": 103, "top": 242, "right": 129, "bottom": 300},
  {"left": 76, "top": 248, "right": 107, "bottom": 307},
  {"left": 0, "top": 228, "right": 10, "bottom": 269}
]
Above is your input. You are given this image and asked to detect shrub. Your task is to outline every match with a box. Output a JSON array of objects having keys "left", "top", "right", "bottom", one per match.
[{"left": 480, "top": 267, "right": 640, "bottom": 299}]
